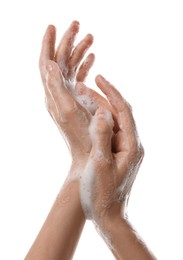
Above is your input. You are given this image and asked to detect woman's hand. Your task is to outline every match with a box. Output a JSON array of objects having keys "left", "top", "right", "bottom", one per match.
[
  {"left": 39, "top": 21, "right": 95, "bottom": 161},
  {"left": 39, "top": 21, "right": 118, "bottom": 161},
  {"left": 25, "top": 22, "right": 96, "bottom": 259},
  {"left": 79, "top": 77, "right": 156, "bottom": 260},
  {"left": 80, "top": 75, "right": 144, "bottom": 222}
]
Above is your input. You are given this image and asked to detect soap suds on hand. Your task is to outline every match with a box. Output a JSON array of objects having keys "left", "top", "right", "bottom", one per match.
[
  {"left": 80, "top": 160, "right": 95, "bottom": 220},
  {"left": 75, "top": 94, "right": 97, "bottom": 115}
]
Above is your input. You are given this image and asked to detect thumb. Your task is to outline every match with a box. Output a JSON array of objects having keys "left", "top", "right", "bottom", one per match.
[{"left": 89, "top": 107, "right": 114, "bottom": 162}]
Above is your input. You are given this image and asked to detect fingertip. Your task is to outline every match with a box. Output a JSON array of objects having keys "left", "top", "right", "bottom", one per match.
[
  {"left": 86, "top": 33, "right": 94, "bottom": 44},
  {"left": 94, "top": 106, "right": 107, "bottom": 119},
  {"left": 95, "top": 74, "right": 104, "bottom": 85},
  {"left": 97, "top": 74, "right": 111, "bottom": 85},
  {"left": 70, "top": 20, "right": 80, "bottom": 33},
  {"left": 95, "top": 106, "right": 105, "bottom": 116},
  {"left": 72, "top": 20, "right": 80, "bottom": 25},
  {"left": 47, "top": 24, "right": 56, "bottom": 31},
  {"left": 90, "top": 52, "right": 95, "bottom": 58},
  {"left": 95, "top": 107, "right": 114, "bottom": 129},
  {"left": 96, "top": 74, "right": 103, "bottom": 80},
  {"left": 82, "top": 53, "right": 95, "bottom": 68},
  {"left": 87, "top": 53, "right": 95, "bottom": 62},
  {"left": 45, "top": 25, "right": 56, "bottom": 40}
]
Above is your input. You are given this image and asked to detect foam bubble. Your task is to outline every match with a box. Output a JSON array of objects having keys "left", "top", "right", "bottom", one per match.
[
  {"left": 75, "top": 94, "right": 97, "bottom": 115},
  {"left": 80, "top": 160, "right": 95, "bottom": 219}
]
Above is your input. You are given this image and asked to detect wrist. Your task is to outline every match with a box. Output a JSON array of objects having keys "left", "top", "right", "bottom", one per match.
[
  {"left": 94, "top": 200, "right": 128, "bottom": 233},
  {"left": 70, "top": 156, "right": 88, "bottom": 172}
]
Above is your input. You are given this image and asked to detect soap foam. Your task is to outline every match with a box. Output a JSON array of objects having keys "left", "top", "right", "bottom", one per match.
[
  {"left": 75, "top": 94, "right": 97, "bottom": 115},
  {"left": 80, "top": 160, "right": 95, "bottom": 219}
]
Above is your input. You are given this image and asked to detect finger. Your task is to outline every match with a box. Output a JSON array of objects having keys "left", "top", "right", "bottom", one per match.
[
  {"left": 89, "top": 107, "right": 114, "bottom": 162},
  {"left": 46, "top": 60, "right": 78, "bottom": 118},
  {"left": 95, "top": 75, "right": 129, "bottom": 113},
  {"left": 95, "top": 75, "right": 135, "bottom": 131},
  {"left": 95, "top": 75, "right": 138, "bottom": 151},
  {"left": 55, "top": 21, "right": 79, "bottom": 71},
  {"left": 39, "top": 25, "right": 56, "bottom": 82},
  {"left": 76, "top": 53, "right": 95, "bottom": 82},
  {"left": 69, "top": 34, "right": 94, "bottom": 75}
]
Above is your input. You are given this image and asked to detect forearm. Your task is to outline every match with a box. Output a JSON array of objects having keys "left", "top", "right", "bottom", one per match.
[
  {"left": 98, "top": 204, "right": 156, "bottom": 260},
  {"left": 25, "top": 180, "right": 85, "bottom": 260}
]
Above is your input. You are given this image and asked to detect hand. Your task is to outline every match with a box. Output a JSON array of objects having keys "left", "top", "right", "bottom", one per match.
[
  {"left": 39, "top": 21, "right": 115, "bottom": 161},
  {"left": 39, "top": 21, "right": 95, "bottom": 160},
  {"left": 41, "top": 21, "right": 143, "bottom": 221},
  {"left": 80, "top": 75, "right": 144, "bottom": 222}
]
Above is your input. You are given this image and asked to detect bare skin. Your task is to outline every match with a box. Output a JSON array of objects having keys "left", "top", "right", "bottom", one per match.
[
  {"left": 25, "top": 21, "right": 156, "bottom": 260},
  {"left": 26, "top": 21, "right": 112, "bottom": 260},
  {"left": 80, "top": 76, "right": 156, "bottom": 260},
  {"left": 26, "top": 21, "right": 95, "bottom": 260}
]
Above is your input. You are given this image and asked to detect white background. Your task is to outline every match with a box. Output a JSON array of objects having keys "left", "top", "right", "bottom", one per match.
[{"left": 0, "top": 0, "right": 183, "bottom": 259}]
